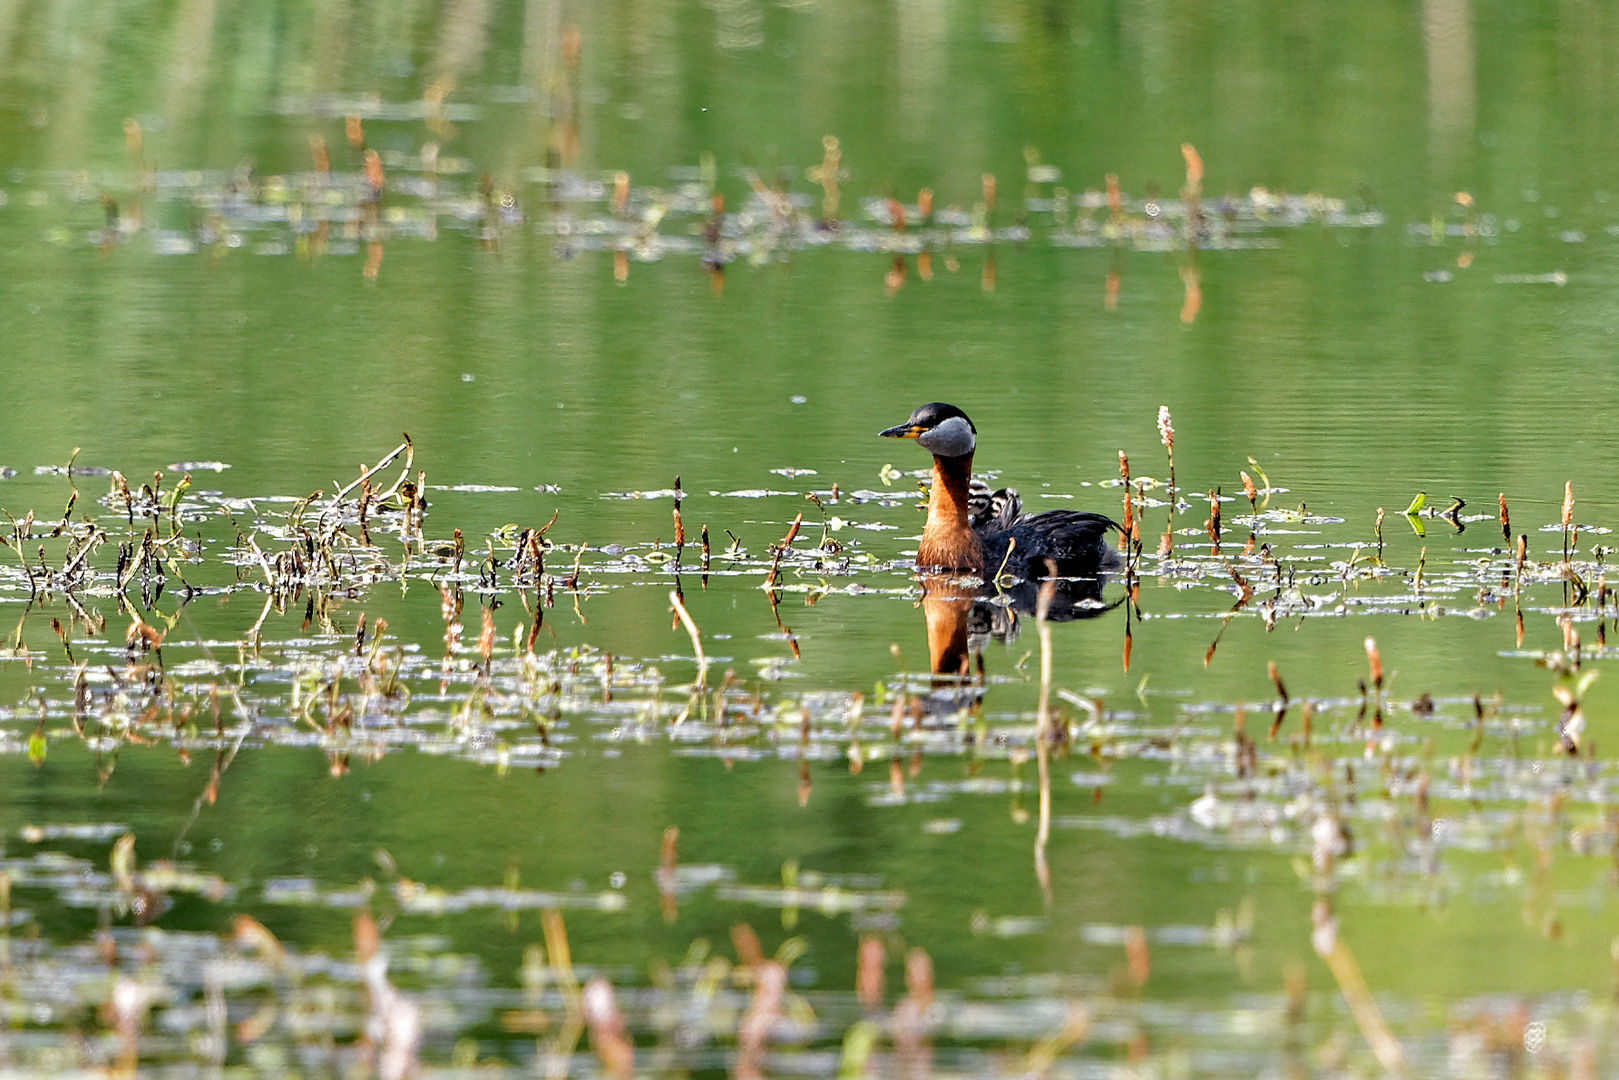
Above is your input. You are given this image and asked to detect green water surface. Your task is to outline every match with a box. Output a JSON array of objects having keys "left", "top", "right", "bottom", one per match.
[{"left": 3, "top": 1, "right": 1619, "bottom": 1075}]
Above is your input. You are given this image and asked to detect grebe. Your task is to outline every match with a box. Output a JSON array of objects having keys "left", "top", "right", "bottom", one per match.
[{"left": 879, "top": 402, "right": 1122, "bottom": 579}]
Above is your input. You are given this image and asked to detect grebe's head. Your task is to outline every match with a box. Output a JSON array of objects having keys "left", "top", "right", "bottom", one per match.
[{"left": 879, "top": 402, "right": 977, "bottom": 459}]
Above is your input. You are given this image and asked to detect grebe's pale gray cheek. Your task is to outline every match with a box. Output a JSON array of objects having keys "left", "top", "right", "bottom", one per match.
[{"left": 916, "top": 415, "right": 976, "bottom": 458}]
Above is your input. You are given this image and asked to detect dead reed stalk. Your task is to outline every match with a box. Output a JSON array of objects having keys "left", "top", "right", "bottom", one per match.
[{"left": 669, "top": 590, "right": 707, "bottom": 698}]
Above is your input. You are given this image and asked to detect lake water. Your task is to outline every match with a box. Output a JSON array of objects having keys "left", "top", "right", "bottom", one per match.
[{"left": 2, "top": 2, "right": 1619, "bottom": 1076}]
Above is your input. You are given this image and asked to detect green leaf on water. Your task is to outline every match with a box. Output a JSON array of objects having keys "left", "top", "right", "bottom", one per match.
[
  {"left": 1406, "top": 512, "right": 1426, "bottom": 538},
  {"left": 838, "top": 1021, "right": 881, "bottom": 1080},
  {"left": 1245, "top": 457, "right": 1272, "bottom": 508},
  {"left": 776, "top": 934, "right": 808, "bottom": 966},
  {"left": 26, "top": 729, "right": 45, "bottom": 766},
  {"left": 1404, "top": 491, "right": 1427, "bottom": 516},
  {"left": 165, "top": 472, "right": 191, "bottom": 511}
]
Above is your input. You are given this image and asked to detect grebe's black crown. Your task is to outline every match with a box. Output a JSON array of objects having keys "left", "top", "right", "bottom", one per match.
[{"left": 909, "top": 402, "right": 975, "bottom": 433}]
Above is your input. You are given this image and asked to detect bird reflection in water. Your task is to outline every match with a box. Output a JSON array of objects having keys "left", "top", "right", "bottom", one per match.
[{"left": 920, "top": 570, "right": 1119, "bottom": 687}]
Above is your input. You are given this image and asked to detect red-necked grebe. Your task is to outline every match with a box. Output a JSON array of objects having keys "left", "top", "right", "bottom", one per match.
[{"left": 880, "top": 402, "right": 1122, "bottom": 578}]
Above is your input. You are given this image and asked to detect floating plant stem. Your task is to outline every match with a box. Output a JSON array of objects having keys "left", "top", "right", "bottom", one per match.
[
  {"left": 330, "top": 439, "right": 412, "bottom": 505},
  {"left": 1179, "top": 260, "right": 1201, "bottom": 324},
  {"left": 1035, "top": 567, "right": 1056, "bottom": 742},
  {"left": 1562, "top": 480, "right": 1574, "bottom": 564},
  {"left": 1130, "top": 489, "right": 1145, "bottom": 607},
  {"left": 542, "top": 909, "right": 585, "bottom": 1080},
  {"left": 1118, "top": 451, "right": 1133, "bottom": 541},
  {"left": 669, "top": 589, "right": 708, "bottom": 698},
  {"left": 1105, "top": 172, "right": 1123, "bottom": 230},
  {"left": 1025, "top": 1005, "right": 1090, "bottom": 1076},
  {"left": 806, "top": 135, "right": 843, "bottom": 223},
  {"left": 1034, "top": 563, "right": 1057, "bottom": 897},
  {"left": 1157, "top": 406, "right": 1175, "bottom": 499},
  {"left": 1202, "top": 567, "right": 1252, "bottom": 668},
  {"left": 1245, "top": 458, "right": 1272, "bottom": 509},
  {"left": 762, "top": 512, "right": 803, "bottom": 589},
  {"left": 1267, "top": 661, "right": 1289, "bottom": 704},
  {"left": 1232, "top": 705, "right": 1255, "bottom": 777},
  {"left": 992, "top": 537, "right": 1018, "bottom": 590},
  {"left": 1181, "top": 143, "right": 1204, "bottom": 232},
  {"left": 1312, "top": 909, "right": 1408, "bottom": 1076}
]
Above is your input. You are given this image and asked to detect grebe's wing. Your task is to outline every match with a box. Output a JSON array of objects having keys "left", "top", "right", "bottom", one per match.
[{"left": 1004, "top": 510, "right": 1123, "bottom": 573}]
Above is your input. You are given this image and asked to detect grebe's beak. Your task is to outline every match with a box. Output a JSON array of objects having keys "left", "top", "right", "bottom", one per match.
[{"left": 879, "top": 423, "right": 925, "bottom": 439}]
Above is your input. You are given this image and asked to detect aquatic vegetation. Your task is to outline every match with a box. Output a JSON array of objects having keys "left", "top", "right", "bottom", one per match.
[
  {"left": 17, "top": 138, "right": 1395, "bottom": 309},
  {"left": 0, "top": 425, "right": 1612, "bottom": 786},
  {"left": 0, "top": 411, "right": 1616, "bottom": 1072},
  {"left": 2, "top": 824, "right": 1617, "bottom": 1077}
]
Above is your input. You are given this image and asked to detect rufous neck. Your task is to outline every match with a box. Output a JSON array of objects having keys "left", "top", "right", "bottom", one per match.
[
  {"left": 918, "top": 452, "right": 982, "bottom": 570},
  {"left": 930, "top": 452, "right": 974, "bottom": 518}
]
